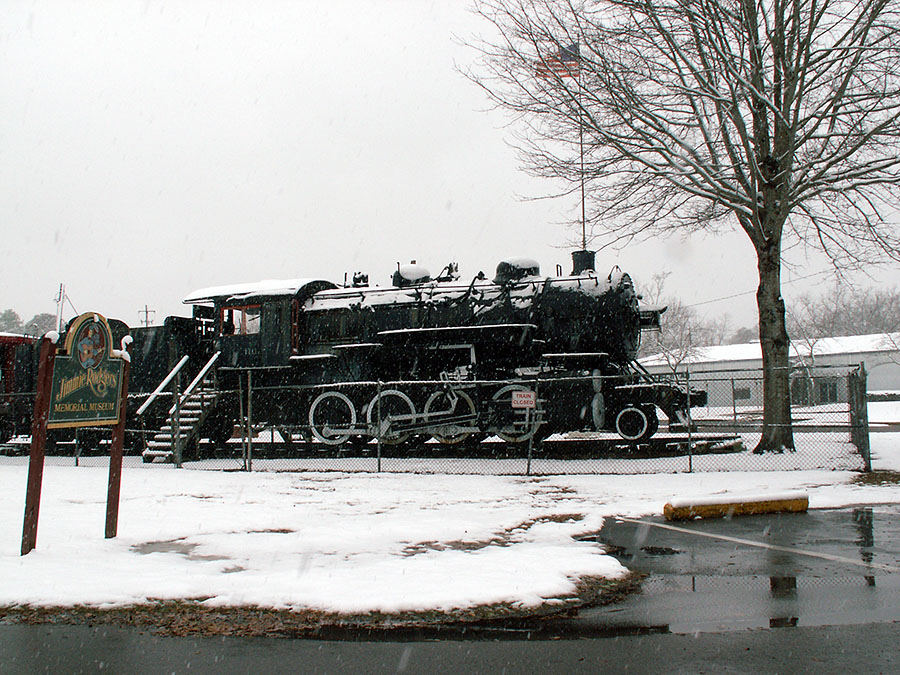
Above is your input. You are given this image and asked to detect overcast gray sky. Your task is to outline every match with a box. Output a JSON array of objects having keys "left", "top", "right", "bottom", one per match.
[{"left": 2, "top": 0, "right": 897, "bottom": 332}]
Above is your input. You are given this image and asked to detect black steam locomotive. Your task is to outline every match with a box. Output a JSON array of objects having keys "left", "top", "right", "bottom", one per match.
[{"left": 1, "top": 253, "right": 704, "bottom": 456}]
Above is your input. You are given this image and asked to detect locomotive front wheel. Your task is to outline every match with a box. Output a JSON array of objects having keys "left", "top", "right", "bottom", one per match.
[
  {"left": 366, "top": 389, "right": 416, "bottom": 445},
  {"left": 309, "top": 391, "right": 357, "bottom": 446},
  {"left": 614, "top": 405, "right": 656, "bottom": 442},
  {"left": 491, "top": 384, "right": 543, "bottom": 443},
  {"left": 423, "top": 390, "right": 477, "bottom": 445}
]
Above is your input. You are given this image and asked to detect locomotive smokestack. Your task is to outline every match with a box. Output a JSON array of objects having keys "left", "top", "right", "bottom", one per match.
[{"left": 571, "top": 250, "right": 595, "bottom": 275}]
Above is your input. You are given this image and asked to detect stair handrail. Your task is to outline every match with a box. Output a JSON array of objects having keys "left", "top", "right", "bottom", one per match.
[
  {"left": 136, "top": 355, "right": 190, "bottom": 417},
  {"left": 170, "top": 351, "right": 221, "bottom": 415}
]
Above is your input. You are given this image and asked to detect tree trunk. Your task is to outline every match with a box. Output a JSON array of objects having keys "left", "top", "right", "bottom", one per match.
[{"left": 755, "top": 242, "right": 794, "bottom": 452}]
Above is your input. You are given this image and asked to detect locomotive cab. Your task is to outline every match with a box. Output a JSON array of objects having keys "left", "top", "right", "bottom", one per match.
[{"left": 183, "top": 278, "right": 338, "bottom": 370}]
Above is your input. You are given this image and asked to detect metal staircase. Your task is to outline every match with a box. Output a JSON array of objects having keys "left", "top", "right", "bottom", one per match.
[{"left": 139, "top": 352, "right": 221, "bottom": 464}]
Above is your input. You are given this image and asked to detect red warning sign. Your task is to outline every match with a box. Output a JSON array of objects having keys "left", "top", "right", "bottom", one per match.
[{"left": 511, "top": 390, "right": 536, "bottom": 409}]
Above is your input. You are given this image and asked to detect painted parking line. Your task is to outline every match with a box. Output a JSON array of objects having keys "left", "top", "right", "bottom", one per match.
[{"left": 616, "top": 516, "right": 900, "bottom": 574}]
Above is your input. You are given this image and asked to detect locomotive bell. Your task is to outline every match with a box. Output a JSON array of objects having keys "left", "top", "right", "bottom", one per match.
[{"left": 571, "top": 250, "right": 596, "bottom": 275}]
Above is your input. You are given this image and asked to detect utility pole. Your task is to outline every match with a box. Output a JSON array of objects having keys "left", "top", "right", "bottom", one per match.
[
  {"left": 54, "top": 284, "right": 65, "bottom": 333},
  {"left": 54, "top": 284, "right": 78, "bottom": 333},
  {"left": 139, "top": 305, "right": 156, "bottom": 328}
]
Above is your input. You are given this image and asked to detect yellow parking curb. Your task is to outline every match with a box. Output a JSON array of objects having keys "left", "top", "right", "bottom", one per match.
[{"left": 663, "top": 492, "right": 809, "bottom": 521}]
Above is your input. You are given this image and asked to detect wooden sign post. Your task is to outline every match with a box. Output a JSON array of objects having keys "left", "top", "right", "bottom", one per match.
[
  {"left": 21, "top": 313, "right": 132, "bottom": 555},
  {"left": 20, "top": 334, "right": 59, "bottom": 556},
  {"left": 105, "top": 342, "right": 132, "bottom": 539}
]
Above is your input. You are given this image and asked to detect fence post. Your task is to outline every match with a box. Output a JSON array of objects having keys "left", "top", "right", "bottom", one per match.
[
  {"left": 731, "top": 377, "right": 737, "bottom": 423},
  {"left": 237, "top": 373, "right": 247, "bottom": 465},
  {"left": 686, "top": 368, "right": 693, "bottom": 473},
  {"left": 246, "top": 371, "right": 253, "bottom": 472},
  {"left": 849, "top": 364, "right": 871, "bottom": 472},
  {"left": 173, "top": 370, "right": 182, "bottom": 468},
  {"left": 376, "top": 380, "right": 382, "bottom": 473},
  {"left": 525, "top": 378, "right": 540, "bottom": 476}
]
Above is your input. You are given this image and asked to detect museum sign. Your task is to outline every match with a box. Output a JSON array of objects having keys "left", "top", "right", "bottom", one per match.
[{"left": 48, "top": 313, "right": 125, "bottom": 428}]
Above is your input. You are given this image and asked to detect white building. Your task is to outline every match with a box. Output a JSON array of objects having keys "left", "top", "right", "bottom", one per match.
[{"left": 639, "top": 333, "right": 900, "bottom": 408}]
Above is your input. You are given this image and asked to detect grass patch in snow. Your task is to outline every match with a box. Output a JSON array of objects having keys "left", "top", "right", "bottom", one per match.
[
  {"left": 0, "top": 573, "right": 640, "bottom": 637},
  {"left": 853, "top": 470, "right": 900, "bottom": 486},
  {"left": 402, "top": 513, "right": 586, "bottom": 556}
]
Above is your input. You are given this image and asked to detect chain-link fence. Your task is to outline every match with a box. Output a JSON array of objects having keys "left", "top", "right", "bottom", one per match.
[
  {"left": 2, "top": 363, "right": 873, "bottom": 475},
  {"left": 649, "top": 362, "right": 871, "bottom": 474}
]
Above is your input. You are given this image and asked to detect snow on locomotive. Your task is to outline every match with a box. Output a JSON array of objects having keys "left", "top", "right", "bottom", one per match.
[{"left": 176, "top": 253, "right": 703, "bottom": 450}]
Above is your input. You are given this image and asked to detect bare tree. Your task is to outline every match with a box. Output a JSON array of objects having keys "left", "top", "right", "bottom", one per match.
[
  {"left": 789, "top": 283, "right": 900, "bottom": 338},
  {"left": 639, "top": 271, "right": 733, "bottom": 370},
  {"left": 640, "top": 299, "right": 704, "bottom": 371},
  {"left": 466, "top": 0, "right": 900, "bottom": 451}
]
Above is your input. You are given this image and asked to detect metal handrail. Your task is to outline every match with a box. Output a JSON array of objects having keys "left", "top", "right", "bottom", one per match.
[
  {"left": 169, "top": 351, "right": 221, "bottom": 414},
  {"left": 136, "top": 355, "right": 190, "bottom": 416}
]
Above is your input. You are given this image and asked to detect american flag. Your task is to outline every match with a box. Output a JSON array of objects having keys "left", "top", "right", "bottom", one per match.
[{"left": 536, "top": 42, "right": 580, "bottom": 79}]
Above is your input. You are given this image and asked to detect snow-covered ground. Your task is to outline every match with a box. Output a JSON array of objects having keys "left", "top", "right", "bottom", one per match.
[
  {"left": 2, "top": 449, "right": 900, "bottom": 615},
  {"left": 864, "top": 401, "right": 900, "bottom": 471},
  {"left": 2, "top": 401, "right": 898, "bottom": 615}
]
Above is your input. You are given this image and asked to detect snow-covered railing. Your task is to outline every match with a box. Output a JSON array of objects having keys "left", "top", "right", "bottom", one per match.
[
  {"left": 170, "top": 351, "right": 221, "bottom": 415},
  {"left": 136, "top": 355, "right": 190, "bottom": 416}
]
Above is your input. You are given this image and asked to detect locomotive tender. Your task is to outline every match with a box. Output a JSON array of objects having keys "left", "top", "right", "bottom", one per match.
[{"left": 1, "top": 253, "right": 705, "bottom": 455}]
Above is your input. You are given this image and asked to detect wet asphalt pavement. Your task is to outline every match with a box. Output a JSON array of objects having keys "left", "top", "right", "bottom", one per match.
[
  {"left": 585, "top": 503, "right": 900, "bottom": 635},
  {"left": 3, "top": 505, "right": 900, "bottom": 673}
]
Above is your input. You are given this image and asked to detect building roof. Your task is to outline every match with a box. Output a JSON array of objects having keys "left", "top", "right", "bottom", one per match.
[{"left": 640, "top": 332, "right": 900, "bottom": 368}]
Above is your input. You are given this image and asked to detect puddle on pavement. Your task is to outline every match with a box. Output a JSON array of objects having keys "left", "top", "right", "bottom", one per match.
[{"left": 584, "top": 506, "right": 900, "bottom": 634}]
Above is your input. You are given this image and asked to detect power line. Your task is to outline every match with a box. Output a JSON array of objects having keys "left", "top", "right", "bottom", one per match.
[{"left": 685, "top": 269, "right": 833, "bottom": 309}]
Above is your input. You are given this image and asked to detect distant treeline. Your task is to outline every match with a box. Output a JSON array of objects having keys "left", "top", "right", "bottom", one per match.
[{"left": 0, "top": 309, "right": 57, "bottom": 336}]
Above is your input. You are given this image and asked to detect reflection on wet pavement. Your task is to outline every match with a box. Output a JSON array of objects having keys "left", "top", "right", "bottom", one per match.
[{"left": 588, "top": 505, "right": 900, "bottom": 634}]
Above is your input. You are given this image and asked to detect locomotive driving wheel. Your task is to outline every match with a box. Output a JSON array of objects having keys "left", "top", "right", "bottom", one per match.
[
  {"left": 423, "top": 390, "right": 478, "bottom": 445},
  {"left": 366, "top": 389, "right": 416, "bottom": 445},
  {"left": 613, "top": 404, "right": 658, "bottom": 442},
  {"left": 308, "top": 391, "right": 357, "bottom": 446},
  {"left": 491, "top": 384, "right": 543, "bottom": 443}
]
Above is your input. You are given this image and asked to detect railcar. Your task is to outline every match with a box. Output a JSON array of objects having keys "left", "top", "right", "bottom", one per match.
[
  {"left": 0, "top": 319, "right": 216, "bottom": 451},
  {"left": 0, "top": 333, "right": 36, "bottom": 443}
]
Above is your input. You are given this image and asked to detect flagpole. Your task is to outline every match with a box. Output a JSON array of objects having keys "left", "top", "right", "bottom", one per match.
[
  {"left": 580, "top": 107, "right": 586, "bottom": 251},
  {"left": 576, "top": 51, "right": 586, "bottom": 250},
  {"left": 538, "top": 43, "right": 587, "bottom": 252}
]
